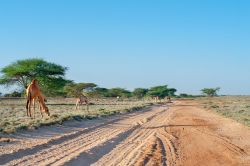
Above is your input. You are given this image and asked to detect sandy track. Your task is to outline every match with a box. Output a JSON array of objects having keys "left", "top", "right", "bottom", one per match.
[{"left": 1, "top": 100, "right": 250, "bottom": 166}]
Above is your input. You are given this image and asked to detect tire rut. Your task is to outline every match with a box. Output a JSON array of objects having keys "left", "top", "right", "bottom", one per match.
[
  {"left": 4, "top": 106, "right": 168, "bottom": 166},
  {"left": 92, "top": 107, "right": 177, "bottom": 166},
  {"left": 3, "top": 100, "right": 249, "bottom": 166},
  {"left": 194, "top": 128, "right": 247, "bottom": 155}
]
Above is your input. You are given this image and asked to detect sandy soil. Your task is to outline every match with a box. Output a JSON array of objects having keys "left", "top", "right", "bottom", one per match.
[{"left": 0, "top": 100, "right": 250, "bottom": 166}]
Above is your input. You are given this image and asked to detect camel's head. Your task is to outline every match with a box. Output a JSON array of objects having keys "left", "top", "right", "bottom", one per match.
[
  {"left": 31, "top": 79, "right": 38, "bottom": 84},
  {"left": 44, "top": 106, "right": 50, "bottom": 116}
]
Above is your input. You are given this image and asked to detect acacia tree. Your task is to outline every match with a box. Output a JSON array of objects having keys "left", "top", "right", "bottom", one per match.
[
  {"left": 64, "top": 82, "right": 97, "bottom": 97},
  {"left": 201, "top": 87, "right": 220, "bottom": 97},
  {"left": 168, "top": 88, "right": 177, "bottom": 96},
  {"left": 0, "top": 58, "right": 70, "bottom": 96},
  {"left": 133, "top": 88, "right": 148, "bottom": 98},
  {"left": 88, "top": 87, "right": 109, "bottom": 98},
  {"left": 147, "top": 85, "right": 177, "bottom": 98},
  {"left": 147, "top": 85, "right": 169, "bottom": 98},
  {"left": 106, "top": 88, "right": 132, "bottom": 98}
]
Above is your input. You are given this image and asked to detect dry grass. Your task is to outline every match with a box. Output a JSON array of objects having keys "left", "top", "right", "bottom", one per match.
[
  {"left": 196, "top": 96, "right": 250, "bottom": 127},
  {"left": 0, "top": 98, "right": 153, "bottom": 134}
]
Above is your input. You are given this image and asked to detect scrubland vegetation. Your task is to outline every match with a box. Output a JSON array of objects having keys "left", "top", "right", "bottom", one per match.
[
  {"left": 198, "top": 96, "right": 250, "bottom": 127},
  {"left": 0, "top": 98, "right": 154, "bottom": 134},
  {"left": 0, "top": 58, "right": 178, "bottom": 134}
]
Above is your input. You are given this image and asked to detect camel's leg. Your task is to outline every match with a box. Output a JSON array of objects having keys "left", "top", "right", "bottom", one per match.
[
  {"left": 29, "top": 101, "right": 32, "bottom": 117},
  {"left": 86, "top": 102, "right": 89, "bottom": 111},
  {"left": 79, "top": 102, "right": 83, "bottom": 110},
  {"left": 75, "top": 102, "right": 78, "bottom": 110},
  {"left": 40, "top": 105, "right": 43, "bottom": 118},
  {"left": 26, "top": 99, "right": 30, "bottom": 117},
  {"left": 40, "top": 108, "right": 43, "bottom": 118},
  {"left": 33, "top": 100, "right": 36, "bottom": 118},
  {"left": 26, "top": 93, "right": 32, "bottom": 118},
  {"left": 35, "top": 98, "right": 44, "bottom": 118},
  {"left": 37, "top": 100, "right": 44, "bottom": 118},
  {"left": 26, "top": 99, "right": 32, "bottom": 117}
]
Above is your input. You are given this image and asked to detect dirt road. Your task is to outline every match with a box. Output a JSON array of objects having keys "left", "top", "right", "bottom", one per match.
[{"left": 0, "top": 100, "right": 250, "bottom": 166}]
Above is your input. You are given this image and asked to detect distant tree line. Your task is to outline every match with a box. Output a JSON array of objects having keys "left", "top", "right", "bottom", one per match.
[
  {"left": 62, "top": 83, "right": 178, "bottom": 99},
  {"left": 0, "top": 58, "right": 179, "bottom": 98},
  {"left": 0, "top": 58, "right": 220, "bottom": 98}
]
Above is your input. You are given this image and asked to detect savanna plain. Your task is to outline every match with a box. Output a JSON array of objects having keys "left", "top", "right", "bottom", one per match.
[{"left": 0, "top": 96, "right": 250, "bottom": 166}]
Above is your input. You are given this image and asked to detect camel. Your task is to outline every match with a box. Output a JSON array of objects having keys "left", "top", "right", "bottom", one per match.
[
  {"left": 26, "top": 79, "right": 50, "bottom": 118},
  {"left": 165, "top": 96, "right": 171, "bottom": 103},
  {"left": 153, "top": 96, "right": 160, "bottom": 102},
  {"left": 75, "top": 95, "right": 89, "bottom": 110}
]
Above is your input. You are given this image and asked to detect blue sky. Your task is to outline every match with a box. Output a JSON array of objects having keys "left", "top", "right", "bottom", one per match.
[{"left": 0, "top": 0, "right": 250, "bottom": 95}]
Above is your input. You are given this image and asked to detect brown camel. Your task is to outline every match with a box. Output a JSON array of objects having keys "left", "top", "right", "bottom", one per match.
[
  {"left": 26, "top": 79, "right": 50, "bottom": 118},
  {"left": 75, "top": 95, "right": 89, "bottom": 110},
  {"left": 153, "top": 96, "right": 160, "bottom": 102},
  {"left": 165, "top": 96, "right": 171, "bottom": 103}
]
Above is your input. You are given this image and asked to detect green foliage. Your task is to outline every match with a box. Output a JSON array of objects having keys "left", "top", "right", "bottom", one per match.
[
  {"left": 179, "top": 93, "right": 189, "bottom": 97},
  {"left": 201, "top": 87, "right": 220, "bottom": 97},
  {"left": 0, "top": 58, "right": 69, "bottom": 96},
  {"left": 167, "top": 88, "right": 177, "bottom": 97},
  {"left": 40, "top": 77, "right": 72, "bottom": 96},
  {"left": 147, "top": 85, "right": 176, "bottom": 98},
  {"left": 147, "top": 85, "right": 167, "bottom": 98},
  {"left": 133, "top": 88, "right": 148, "bottom": 98},
  {"left": 88, "top": 87, "right": 109, "bottom": 97},
  {"left": 106, "top": 88, "right": 132, "bottom": 98},
  {"left": 4, "top": 91, "right": 22, "bottom": 97},
  {"left": 179, "top": 93, "right": 195, "bottom": 98},
  {"left": 86, "top": 86, "right": 177, "bottom": 99},
  {"left": 64, "top": 82, "right": 97, "bottom": 97}
]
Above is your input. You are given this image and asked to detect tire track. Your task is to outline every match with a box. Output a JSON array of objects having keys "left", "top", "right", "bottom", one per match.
[
  {"left": 3, "top": 100, "right": 249, "bottom": 166},
  {"left": 4, "top": 106, "right": 167, "bottom": 166},
  {"left": 133, "top": 136, "right": 167, "bottom": 166},
  {"left": 194, "top": 128, "right": 247, "bottom": 155},
  {"left": 8, "top": 128, "right": 122, "bottom": 166},
  {"left": 92, "top": 107, "right": 176, "bottom": 166}
]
